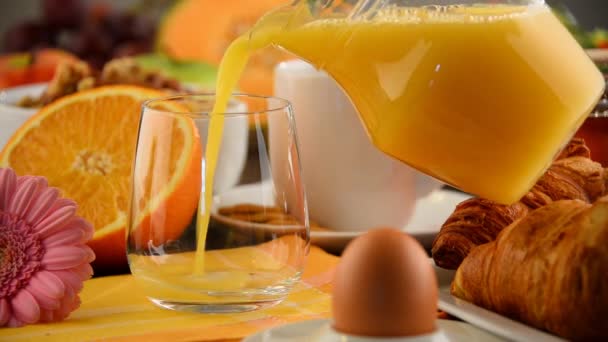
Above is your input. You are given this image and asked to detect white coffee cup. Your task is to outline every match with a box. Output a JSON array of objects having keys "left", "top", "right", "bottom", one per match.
[
  {"left": 193, "top": 98, "right": 249, "bottom": 193},
  {"left": 271, "top": 60, "right": 442, "bottom": 232}
]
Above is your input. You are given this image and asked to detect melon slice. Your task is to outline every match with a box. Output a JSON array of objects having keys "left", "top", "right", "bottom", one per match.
[{"left": 157, "top": 0, "right": 293, "bottom": 96}]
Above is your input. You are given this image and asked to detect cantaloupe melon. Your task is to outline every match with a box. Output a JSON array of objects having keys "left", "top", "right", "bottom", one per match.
[{"left": 157, "top": 0, "right": 293, "bottom": 96}]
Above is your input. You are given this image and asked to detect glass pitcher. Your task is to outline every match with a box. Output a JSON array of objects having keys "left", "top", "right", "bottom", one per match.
[{"left": 244, "top": 0, "right": 606, "bottom": 204}]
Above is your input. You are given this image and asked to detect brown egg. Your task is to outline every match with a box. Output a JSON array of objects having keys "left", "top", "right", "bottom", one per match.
[{"left": 332, "top": 227, "right": 438, "bottom": 337}]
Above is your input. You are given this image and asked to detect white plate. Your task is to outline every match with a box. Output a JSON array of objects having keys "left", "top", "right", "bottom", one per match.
[
  {"left": 0, "top": 83, "right": 45, "bottom": 148},
  {"left": 312, "top": 190, "right": 471, "bottom": 253},
  {"left": 434, "top": 264, "right": 565, "bottom": 342},
  {"left": 214, "top": 182, "right": 471, "bottom": 252},
  {"left": 0, "top": 82, "right": 46, "bottom": 109},
  {"left": 243, "top": 318, "right": 505, "bottom": 342}
]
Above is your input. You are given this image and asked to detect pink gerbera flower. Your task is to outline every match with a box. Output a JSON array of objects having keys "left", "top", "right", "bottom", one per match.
[{"left": 0, "top": 168, "right": 95, "bottom": 327}]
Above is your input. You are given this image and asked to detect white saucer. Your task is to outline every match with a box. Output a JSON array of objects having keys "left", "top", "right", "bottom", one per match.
[
  {"left": 214, "top": 182, "right": 471, "bottom": 253},
  {"left": 311, "top": 190, "right": 470, "bottom": 253},
  {"left": 243, "top": 318, "right": 505, "bottom": 342}
]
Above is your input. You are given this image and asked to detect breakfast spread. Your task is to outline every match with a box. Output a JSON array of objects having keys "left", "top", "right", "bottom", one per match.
[
  {"left": 432, "top": 138, "right": 607, "bottom": 269},
  {"left": 1, "top": 0, "right": 607, "bottom": 339}
]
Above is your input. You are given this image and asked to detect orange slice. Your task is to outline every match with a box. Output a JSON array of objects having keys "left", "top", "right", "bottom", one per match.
[{"left": 0, "top": 86, "right": 201, "bottom": 273}]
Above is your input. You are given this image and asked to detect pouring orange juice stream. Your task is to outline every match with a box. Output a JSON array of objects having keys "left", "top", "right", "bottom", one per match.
[{"left": 193, "top": 1, "right": 605, "bottom": 274}]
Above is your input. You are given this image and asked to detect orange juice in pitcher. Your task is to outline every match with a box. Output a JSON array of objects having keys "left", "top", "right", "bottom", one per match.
[{"left": 209, "top": 0, "right": 605, "bottom": 204}]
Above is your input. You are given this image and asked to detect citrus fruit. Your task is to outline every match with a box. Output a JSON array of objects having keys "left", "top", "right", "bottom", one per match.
[{"left": 0, "top": 85, "right": 201, "bottom": 273}]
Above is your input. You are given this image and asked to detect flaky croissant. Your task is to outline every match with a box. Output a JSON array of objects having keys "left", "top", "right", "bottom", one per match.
[
  {"left": 432, "top": 138, "right": 606, "bottom": 269},
  {"left": 451, "top": 197, "right": 608, "bottom": 340}
]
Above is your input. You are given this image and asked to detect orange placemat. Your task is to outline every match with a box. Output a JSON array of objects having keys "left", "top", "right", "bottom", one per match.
[{"left": 0, "top": 245, "right": 339, "bottom": 342}]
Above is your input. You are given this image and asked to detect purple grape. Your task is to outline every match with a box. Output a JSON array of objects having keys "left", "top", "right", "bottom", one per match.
[
  {"left": 113, "top": 41, "right": 152, "bottom": 58},
  {"left": 59, "top": 25, "right": 113, "bottom": 59},
  {"left": 42, "top": 0, "right": 85, "bottom": 29},
  {"left": 131, "top": 15, "right": 156, "bottom": 41},
  {"left": 104, "top": 13, "right": 156, "bottom": 43},
  {"left": 104, "top": 13, "right": 137, "bottom": 42},
  {"left": 3, "top": 21, "right": 50, "bottom": 52},
  {"left": 83, "top": 55, "right": 106, "bottom": 70}
]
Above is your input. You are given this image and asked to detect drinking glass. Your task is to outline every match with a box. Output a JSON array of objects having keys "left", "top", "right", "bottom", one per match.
[{"left": 127, "top": 94, "right": 309, "bottom": 313}]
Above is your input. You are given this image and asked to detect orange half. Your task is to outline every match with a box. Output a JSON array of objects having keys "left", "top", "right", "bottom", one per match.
[{"left": 0, "top": 86, "right": 201, "bottom": 273}]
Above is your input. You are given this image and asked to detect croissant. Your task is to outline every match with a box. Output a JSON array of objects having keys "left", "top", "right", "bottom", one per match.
[
  {"left": 432, "top": 138, "right": 606, "bottom": 269},
  {"left": 451, "top": 197, "right": 608, "bottom": 340}
]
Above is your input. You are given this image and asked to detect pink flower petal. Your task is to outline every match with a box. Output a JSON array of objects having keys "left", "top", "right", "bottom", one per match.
[
  {"left": 36, "top": 176, "right": 48, "bottom": 188},
  {"left": 82, "top": 245, "right": 96, "bottom": 263},
  {"left": 63, "top": 283, "right": 75, "bottom": 302},
  {"left": 72, "top": 263, "right": 94, "bottom": 281},
  {"left": 39, "top": 309, "right": 54, "bottom": 323},
  {"left": 51, "top": 198, "right": 77, "bottom": 211},
  {"left": 36, "top": 205, "right": 78, "bottom": 239},
  {"left": 25, "top": 283, "right": 61, "bottom": 310},
  {"left": 7, "top": 177, "right": 40, "bottom": 216},
  {"left": 52, "top": 217, "right": 94, "bottom": 243},
  {"left": 7, "top": 316, "right": 23, "bottom": 328},
  {"left": 0, "top": 168, "right": 17, "bottom": 211},
  {"left": 0, "top": 298, "right": 11, "bottom": 326},
  {"left": 70, "top": 296, "right": 81, "bottom": 311},
  {"left": 53, "top": 286, "right": 76, "bottom": 321},
  {"left": 31, "top": 270, "right": 66, "bottom": 299},
  {"left": 53, "top": 270, "right": 84, "bottom": 293},
  {"left": 11, "top": 289, "right": 40, "bottom": 324},
  {"left": 50, "top": 310, "right": 65, "bottom": 322},
  {"left": 42, "top": 246, "right": 88, "bottom": 270},
  {"left": 15, "top": 175, "right": 31, "bottom": 187},
  {"left": 78, "top": 219, "right": 94, "bottom": 241},
  {"left": 26, "top": 187, "right": 60, "bottom": 226},
  {"left": 43, "top": 228, "right": 85, "bottom": 248},
  {"left": 81, "top": 225, "right": 94, "bottom": 243}
]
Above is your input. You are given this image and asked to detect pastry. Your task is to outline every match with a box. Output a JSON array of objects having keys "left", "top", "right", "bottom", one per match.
[
  {"left": 451, "top": 197, "right": 608, "bottom": 340},
  {"left": 432, "top": 138, "right": 606, "bottom": 269}
]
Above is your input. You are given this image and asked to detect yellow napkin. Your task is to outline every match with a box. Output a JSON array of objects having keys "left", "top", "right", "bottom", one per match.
[{"left": 0, "top": 245, "right": 338, "bottom": 342}]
